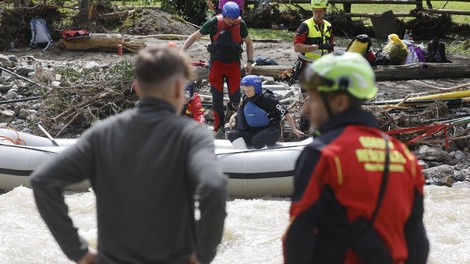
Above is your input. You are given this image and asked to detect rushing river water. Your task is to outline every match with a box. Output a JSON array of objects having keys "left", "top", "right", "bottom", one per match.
[{"left": 1, "top": 185, "right": 470, "bottom": 263}]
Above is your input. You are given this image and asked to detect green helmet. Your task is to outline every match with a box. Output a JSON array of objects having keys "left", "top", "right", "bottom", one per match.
[
  {"left": 301, "top": 51, "right": 378, "bottom": 100},
  {"left": 311, "top": 0, "right": 328, "bottom": 9}
]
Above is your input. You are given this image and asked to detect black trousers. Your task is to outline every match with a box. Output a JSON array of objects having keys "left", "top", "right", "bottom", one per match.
[{"left": 227, "top": 125, "right": 280, "bottom": 149}]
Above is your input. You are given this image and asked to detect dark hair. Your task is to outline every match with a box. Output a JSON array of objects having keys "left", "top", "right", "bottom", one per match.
[
  {"left": 327, "top": 91, "right": 363, "bottom": 110},
  {"left": 135, "top": 45, "right": 193, "bottom": 91}
]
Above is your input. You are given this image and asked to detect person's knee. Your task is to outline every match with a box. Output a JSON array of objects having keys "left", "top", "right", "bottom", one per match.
[
  {"left": 252, "top": 137, "right": 267, "bottom": 149},
  {"left": 226, "top": 131, "right": 239, "bottom": 142}
]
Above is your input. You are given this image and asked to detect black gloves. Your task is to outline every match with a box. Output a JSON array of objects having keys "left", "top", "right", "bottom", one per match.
[{"left": 318, "top": 43, "right": 334, "bottom": 50}]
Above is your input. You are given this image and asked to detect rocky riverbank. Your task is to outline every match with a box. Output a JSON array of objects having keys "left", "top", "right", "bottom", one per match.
[{"left": 1, "top": 44, "right": 470, "bottom": 188}]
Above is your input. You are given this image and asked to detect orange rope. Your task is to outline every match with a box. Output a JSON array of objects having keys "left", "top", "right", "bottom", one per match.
[{"left": 0, "top": 128, "right": 26, "bottom": 145}]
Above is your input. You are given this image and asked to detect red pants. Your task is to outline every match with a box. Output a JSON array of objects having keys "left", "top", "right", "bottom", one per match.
[{"left": 209, "top": 60, "right": 241, "bottom": 131}]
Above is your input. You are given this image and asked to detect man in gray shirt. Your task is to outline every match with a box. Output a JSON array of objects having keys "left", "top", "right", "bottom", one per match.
[{"left": 31, "top": 45, "right": 227, "bottom": 264}]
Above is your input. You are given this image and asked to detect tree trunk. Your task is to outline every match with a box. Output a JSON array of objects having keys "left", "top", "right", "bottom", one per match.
[
  {"left": 78, "top": 0, "right": 89, "bottom": 22},
  {"left": 194, "top": 63, "right": 470, "bottom": 82},
  {"left": 373, "top": 63, "right": 470, "bottom": 81},
  {"left": 59, "top": 33, "right": 146, "bottom": 52}
]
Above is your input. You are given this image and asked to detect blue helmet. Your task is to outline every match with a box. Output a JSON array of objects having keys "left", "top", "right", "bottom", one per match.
[
  {"left": 222, "top": 1, "right": 240, "bottom": 19},
  {"left": 185, "top": 82, "right": 194, "bottom": 99},
  {"left": 241, "top": 75, "right": 263, "bottom": 94}
]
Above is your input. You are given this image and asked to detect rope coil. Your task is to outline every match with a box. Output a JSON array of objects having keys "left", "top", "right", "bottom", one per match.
[{"left": 0, "top": 127, "right": 26, "bottom": 145}]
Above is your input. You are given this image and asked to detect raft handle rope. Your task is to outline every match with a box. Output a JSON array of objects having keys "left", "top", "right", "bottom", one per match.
[{"left": 0, "top": 127, "right": 26, "bottom": 145}]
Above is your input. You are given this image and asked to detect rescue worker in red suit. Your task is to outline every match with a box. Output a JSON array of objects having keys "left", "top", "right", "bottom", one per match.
[
  {"left": 283, "top": 51, "right": 429, "bottom": 264},
  {"left": 183, "top": 1, "right": 254, "bottom": 139},
  {"left": 181, "top": 82, "right": 206, "bottom": 124}
]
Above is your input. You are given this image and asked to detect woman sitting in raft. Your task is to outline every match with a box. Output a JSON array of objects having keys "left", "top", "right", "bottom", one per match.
[{"left": 227, "top": 75, "right": 304, "bottom": 148}]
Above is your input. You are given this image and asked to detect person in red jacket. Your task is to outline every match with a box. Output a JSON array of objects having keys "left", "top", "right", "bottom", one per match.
[
  {"left": 283, "top": 51, "right": 429, "bottom": 264},
  {"left": 183, "top": 1, "right": 254, "bottom": 139},
  {"left": 182, "top": 82, "right": 206, "bottom": 124}
]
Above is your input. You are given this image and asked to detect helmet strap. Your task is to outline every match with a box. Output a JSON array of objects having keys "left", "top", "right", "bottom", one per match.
[
  {"left": 320, "top": 92, "right": 334, "bottom": 118},
  {"left": 338, "top": 77, "right": 349, "bottom": 92}
]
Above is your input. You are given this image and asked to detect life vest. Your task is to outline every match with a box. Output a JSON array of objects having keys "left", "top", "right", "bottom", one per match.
[
  {"left": 244, "top": 101, "right": 269, "bottom": 127},
  {"left": 298, "top": 18, "right": 332, "bottom": 62},
  {"left": 182, "top": 94, "right": 205, "bottom": 124},
  {"left": 208, "top": 15, "right": 243, "bottom": 63}
]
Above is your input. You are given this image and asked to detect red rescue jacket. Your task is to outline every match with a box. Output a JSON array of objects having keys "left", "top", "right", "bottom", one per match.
[
  {"left": 184, "top": 93, "right": 205, "bottom": 124},
  {"left": 283, "top": 109, "right": 428, "bottom": 264}
]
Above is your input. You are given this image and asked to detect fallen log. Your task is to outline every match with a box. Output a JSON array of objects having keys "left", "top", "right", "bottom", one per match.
[
  {"left": 194, "top": 65, "right": 291, "bottom": 81},
  {"left": 135, "top": 34, "right": 282, "bottom": 42},
  {"left": 373, "top": 63, "right": 470, "bottom": 81},
  {"left": 193, "top": 63, "right": 470, "bottom": 81},
  {"left": 59, "top": 33, "right": 146, "bottom": 53}
]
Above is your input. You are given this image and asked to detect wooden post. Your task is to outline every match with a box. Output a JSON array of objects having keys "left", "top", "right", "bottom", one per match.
[
  {"left": 87, "top": 2, "right": 95, "bottom": 20},
  {"left": 78, "top": 0, "right": 89, "bottom": 22},
  {"left": 416, "top": 0, "right": 423, "bottom": 9}
]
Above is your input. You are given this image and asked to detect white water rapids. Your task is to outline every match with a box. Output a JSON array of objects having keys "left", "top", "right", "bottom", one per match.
[{"left": 1, "top": 185, "right": 469, "bottom": 263}]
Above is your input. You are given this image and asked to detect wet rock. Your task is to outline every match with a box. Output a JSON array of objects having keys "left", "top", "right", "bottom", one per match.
[
  {"left": 5, "top": 90, "right": 17, "bottom": 100},
  {"left": 18, "top": 108, "right": 30, "bottom": 119},
  {"left": 0, "top": 84, "right": 13, "bottom": 93},
  {"left": 0, "top": 54, "right": 13, "bottom": 68},
  {"left": 417, "top": 160, "right": 428, "bottom": 169},
  {"left": 0, "top": 109, "right": 15, "bottom": 123},
  {"left": 3, "top": 76, "right": 12, "bottom": 83},
  {"left": 16, "top": 66, "right": 35, "bottom": 77},
  {"left": 7, "top": 55, "right": 18, "bottom": 63},
  {"left": 455, "top": 150, "right": 466, "bottom": 160},
  {"left": 422, "top": 164, "right": 454, "bottom": 181},
  {"left": 416, "top": 145, "right": 448, "bottom": 162},
  {"left": 453, "top": 170, "right": 466, "bottom": 181}
]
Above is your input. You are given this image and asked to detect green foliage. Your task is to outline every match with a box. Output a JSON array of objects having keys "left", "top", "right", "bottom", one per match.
[
  {"left": 446, "top": 39, "right": 470, "bottom": 57},
  {"left": 160, "top": 0, "right": 208, "bottom": 26},
  {"left": 248, "top": 28, "right": 294, "bottom": 42}
]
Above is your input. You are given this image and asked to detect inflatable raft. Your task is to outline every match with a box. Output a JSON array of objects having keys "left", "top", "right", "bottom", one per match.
[{"left": 0, "top": 128, "right": 310, "bottom": 197}]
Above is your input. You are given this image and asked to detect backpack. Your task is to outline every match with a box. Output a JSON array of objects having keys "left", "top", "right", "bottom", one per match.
[
  {"left": 30, "top": 19, "right": 53, "bottom": 50},
  {"left": 374, "top": 51, "right": 392, "bottom": 66},
  {"left": 346, "top": 34, "right": 376, "bottom": 65},
  {"left": 426, "top": 38, "right": 451, "bottom": 63},
  {"left": 254, "top": 55, "right": 278, "bottom": 65}
]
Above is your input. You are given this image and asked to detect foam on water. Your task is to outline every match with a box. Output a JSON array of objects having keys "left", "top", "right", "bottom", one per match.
[{"left": 1, "top": 186, "right": 470, "bottom": 263}]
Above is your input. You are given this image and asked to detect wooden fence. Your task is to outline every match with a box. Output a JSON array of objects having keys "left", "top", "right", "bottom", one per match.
[{"left": 247, "top": 0, "right": 470, "bottom": 16}]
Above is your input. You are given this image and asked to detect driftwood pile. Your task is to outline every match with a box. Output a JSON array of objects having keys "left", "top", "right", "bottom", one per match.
[
  {"left": 367, "top": 81, "right": 470, "bottom": 150},
  {"left": 35, "top": 59, "right": 138, "bottom": 137}
]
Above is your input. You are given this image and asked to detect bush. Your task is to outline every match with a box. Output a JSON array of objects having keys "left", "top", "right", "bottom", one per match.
[{"left": 161, "top": 0, "right": 208, "bottom": 26}]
